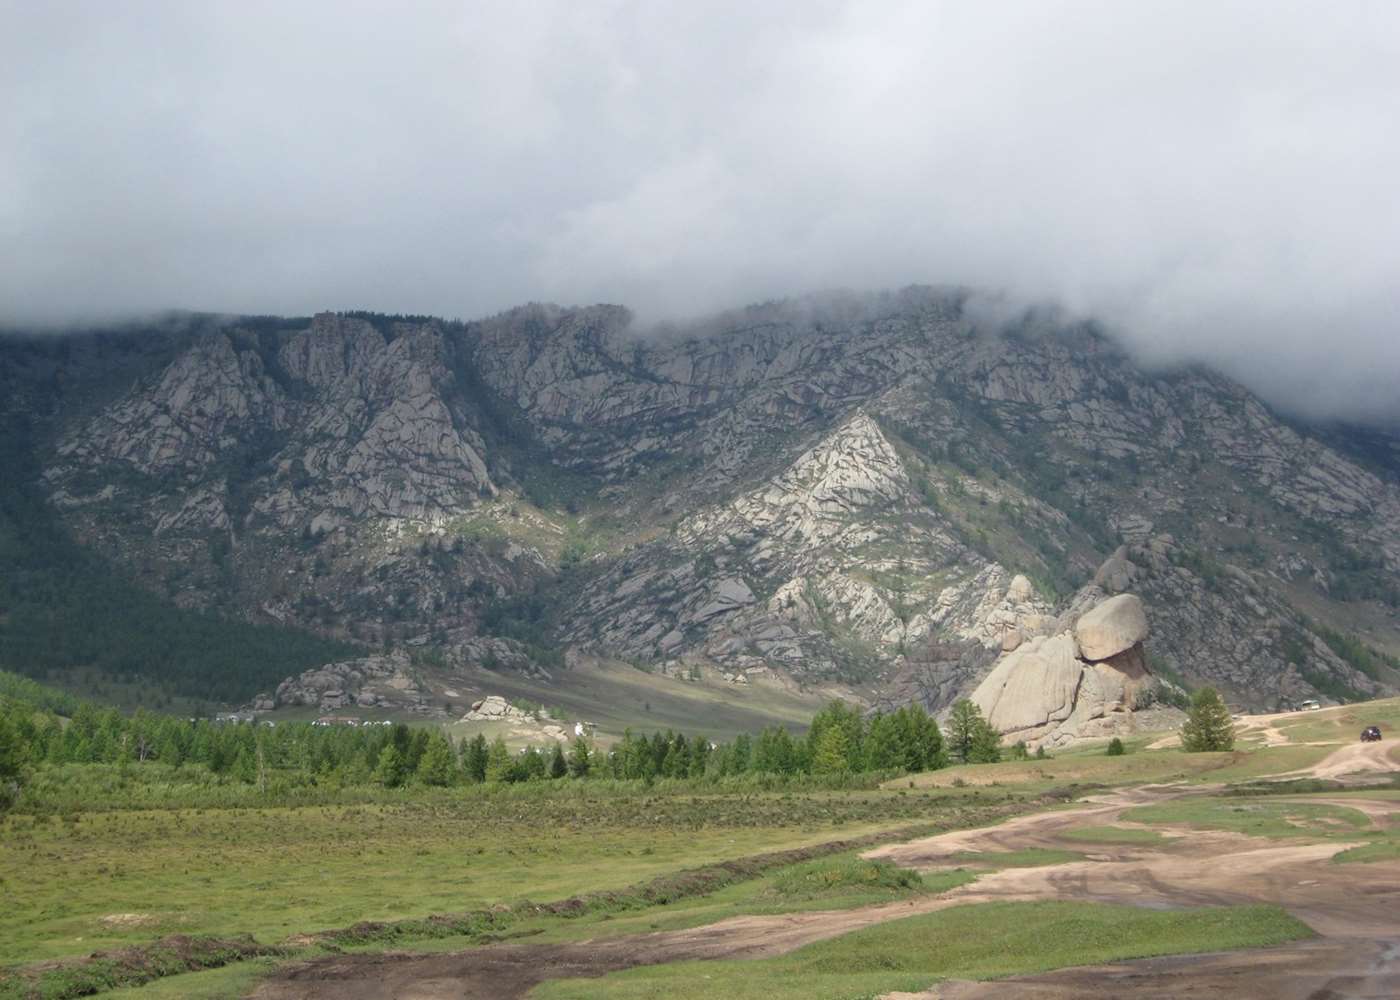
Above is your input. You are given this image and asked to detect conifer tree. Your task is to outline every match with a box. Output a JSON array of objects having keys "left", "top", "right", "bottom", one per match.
[
  {"left": 969, "top": 715, "right": 1003, "bottom": 763},
  {"left": 567, "top": 736, "right": 592, "bottom": 778},
  {"left": 946, "top": 699, "right": 982, "bottom": 764},
  {"left": 418, "top": 732, "right": 457, "bottom": 786},
  {"left": 548, "top": 741, "right": 568, "bottom": 779},
  {"left": 484, "top": 735, "right": 514, "bottom": 783},
  {"left": 465, "top": 733, "right": 489, "bottom": 782},
  {"left": 0, "top": 716, "right": 21, "bottom": 784},
  {"left": 947, "top": 699, "right": 1002, "bottom": 764},
  {"left": 1181, "top": 687, "right": 1235, "bottom": 751},
  {"left": 811, "top": 724, "right": 851, "bottom": 774},
  {"left": 375, "top": 743, "right": 406, "bottom": 787}
]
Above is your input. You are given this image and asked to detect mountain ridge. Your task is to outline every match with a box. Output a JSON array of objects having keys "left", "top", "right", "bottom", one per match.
[{"left": 3, "top": 288, "right": 1398, "bottom": 714}]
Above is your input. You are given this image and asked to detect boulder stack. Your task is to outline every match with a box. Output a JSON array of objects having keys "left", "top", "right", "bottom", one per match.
[{"left": 969, "top": 592, "right": 1157, "bottom": 750}]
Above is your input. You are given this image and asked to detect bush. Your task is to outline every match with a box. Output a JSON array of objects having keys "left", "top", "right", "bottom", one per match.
[{"left": 1105, "top": 737, "right": 1125, "bottom": 757}]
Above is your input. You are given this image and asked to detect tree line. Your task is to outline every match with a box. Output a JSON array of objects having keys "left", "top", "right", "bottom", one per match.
[{"left": 0, "top": 669, "right": 1013, "bottom": 809}]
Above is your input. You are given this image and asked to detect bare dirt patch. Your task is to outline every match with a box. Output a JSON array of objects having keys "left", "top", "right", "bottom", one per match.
[
  {"left": 251, "top": 784, "right": 1400, "bottom": 1000},
  {"left": 1294, "top": 738, "right": 1400, "bottom": 780}
]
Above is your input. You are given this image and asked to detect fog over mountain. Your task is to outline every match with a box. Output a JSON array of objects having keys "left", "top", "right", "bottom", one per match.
[{"left": 3, "top": 1, "right": 1398, "bottom": 421}]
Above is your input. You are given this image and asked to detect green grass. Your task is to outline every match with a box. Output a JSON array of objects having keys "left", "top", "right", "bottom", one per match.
[
  {"left": 1121, "top": 798, "right": 1373, "bottom": 840},
  {"left": 945, "top": 848, "right": 1083, "bottom": 868},
  {"left": 900, "top": 743, "right": 1329, "bottom": 793},
  {"left": 443, "top": 658, "right": 830, "bottom": 742},
  {"left": 1331, "top": 835, "right": 1400, "bottom": 864},
  {"left": 1060, "top": 825, "right": 1175, "bottom": 845},
  {"left": 532, "top": 901, "right": 1314, "bottom": 1000},
  {"left": 768, "top": 857, "right": 923, "bottom": 897},
  {"left": 0, "top": 784, "right": 1031, "bottom": 964},
  {"left": 1272, "top": 697, "right": 1400, "bottom": 744},
  {"left": 100, "top": 958, "right": 284, "bottom": 999},
  {"left": 341, "top": 863, "right": 980, "bottom": 958},
  {"left": 902, "top": 750, "right": 1197, "bottom": 789},
  {"left": 1192, "top": 744, "right": 1335, "bottom": 782}
]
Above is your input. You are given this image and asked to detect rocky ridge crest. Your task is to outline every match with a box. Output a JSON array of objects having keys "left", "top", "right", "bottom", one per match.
[{"left": 12, "top": 290, "right": 1400, "bottom": 712}]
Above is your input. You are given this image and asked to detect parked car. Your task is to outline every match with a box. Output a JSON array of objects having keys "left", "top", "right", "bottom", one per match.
[{"left": 1360, "top": 726, "right": 1382, "bottom": 742}]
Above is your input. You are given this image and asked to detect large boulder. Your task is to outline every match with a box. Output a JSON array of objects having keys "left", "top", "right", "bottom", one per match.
[
  {"left": 970, "top": 634, "right": 1084, "bottom": 735},
  {"left": 965, "top": 592, "right": 1162, "bottom": 749},
  {"left": 1093, "top": 546, "right": 1140, "bottom": 594},
  {"left": 1074, "top": 594, "right": 1149, "bottom": 662}
]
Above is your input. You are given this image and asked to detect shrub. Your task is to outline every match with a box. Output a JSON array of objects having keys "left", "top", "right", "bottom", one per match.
[{"left": 1106, "top": 737, "right": 1125, "bottom": 757}]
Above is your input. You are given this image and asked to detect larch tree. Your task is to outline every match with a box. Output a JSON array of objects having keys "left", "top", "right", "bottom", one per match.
[{"left": 1181, "top": 687, "right": 1235, "bottom": 752}]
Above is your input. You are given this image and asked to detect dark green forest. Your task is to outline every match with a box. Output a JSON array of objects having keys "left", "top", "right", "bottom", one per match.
[
  {"left": 0, "top": 670, "right": 996, "bottom": 812},
  {"left": 0, "top": 406, "right": 358, "bottom": 704}
]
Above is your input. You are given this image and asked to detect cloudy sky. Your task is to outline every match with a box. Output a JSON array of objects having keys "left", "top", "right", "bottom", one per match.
[{"left": 3, "top": 1, "right": 1398, "bottom": 420}]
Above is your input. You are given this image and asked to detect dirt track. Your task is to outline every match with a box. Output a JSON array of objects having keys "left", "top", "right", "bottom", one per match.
[
  {"left": 1296, "top": 737, "right": 1400, "bottom": 780},
  {"left": 253, "top": 756, "right": 1400, "bottom": 1000}
]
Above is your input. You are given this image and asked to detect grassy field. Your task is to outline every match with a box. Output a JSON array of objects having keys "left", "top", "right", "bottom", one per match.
[
  {"left": 532, "top": 901, "right": 1313, "bottom": 1000},
  {"left": 897, "top": 742, "right": 1331, "bottom": 792},
  {"left": 446, "top": 659, "right": 836, "bottom": 742},
  {"left": 1271, "top": 698, "right": 1400, "bottom": 743},
  {"left": 0, "top": 783, "right": 1033, "bottom": 964},
  {"left": 251, "top": 658, "right": 838, "bottom": 745},
  {"left": 8, "top": 693, "right": 1398, "bottom": 1000},
  {"left": 1121, "top": 798, "right": 1374, "bottom": 840}
]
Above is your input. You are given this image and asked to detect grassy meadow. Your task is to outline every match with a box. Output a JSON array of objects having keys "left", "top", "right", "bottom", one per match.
[
  {"left": 0, "top": 780, "right": 1036, "bottom": 965},
  {"left": 5, "top": 688, "right": 1398, "bottom": 999}
]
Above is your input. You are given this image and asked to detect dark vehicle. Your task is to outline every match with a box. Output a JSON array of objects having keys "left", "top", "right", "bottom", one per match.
[{"left": 1361, "top": 726, "right": 1382, "bottom": 742}]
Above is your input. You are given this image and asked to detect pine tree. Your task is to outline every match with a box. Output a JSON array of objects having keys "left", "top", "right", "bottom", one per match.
[
  {"left": 969, "top": 715, "right": 1003, "bottom": 763},
  {"left": 485, "top": 735, "right": 514, "bottom": 783},
  {"left": 465, "top": 733, "right": 489, "bottom": 782},
  {"left": 811, "top": 725, "right": 851, "bottom": 774},
  {"left": 863, "top": 713, "right": 903, "bottom": 771},
  {"left": 519, "top": 746, "right": 546, "bottom": 781},
  {"left": 728, "top": 733, "right": 752, "bottom": 774},
  {"left": 375, "top": 743, "right": 406, "bottom": 787},
  {"left": 418, "top": 732, "right": 457, "bottom": 786},
  {"left": 233, "top": 745, "right": 257, "bottom": 784},
  {"left": 548, "top": 742, "right": 568, "bottom": 779},
  {"left": 567, "top": 736, "right": 592, "bottom": 778},
  {"left": 806, "top": 701, "right": 863, "bottom": 772},
  {"left": 899, "top": 704, "right": 946, "bottom": 771},
  {"left": 946, "top": 699, "right": 984, "bottom": 764},
  {"left": 689, "top": 735, "right": 712, "bottom": 778},
  {"left": 1181, "top": 687, "right": 1235, "bottom": 751},
  {"left": 0, "top": 716, "right": 21, "bottom": 783}
]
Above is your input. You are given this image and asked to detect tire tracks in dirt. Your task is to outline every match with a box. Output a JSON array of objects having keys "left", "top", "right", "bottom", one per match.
[{"left": 251, "top": 779, "right": 1400, "bottom": 999}]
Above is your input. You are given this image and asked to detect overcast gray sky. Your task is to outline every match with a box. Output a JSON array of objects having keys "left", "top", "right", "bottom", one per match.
[{"left": 3, "top": 1, "right": 1398, "bottom": 421}]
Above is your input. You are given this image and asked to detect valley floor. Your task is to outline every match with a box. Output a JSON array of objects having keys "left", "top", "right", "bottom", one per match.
[
  {"left": 248, "top": 740, "right": 1400, "bottom": 999},
  {"left": 5, "top": 706, "right": 1399, "bottom": 1000}
]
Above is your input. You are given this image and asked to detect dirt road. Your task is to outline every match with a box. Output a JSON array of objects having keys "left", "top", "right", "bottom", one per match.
[
  {"left": 253, "top": 782, "right": 1400, "bottom": 999},
  {"left": 1296, "top": 737, "right": 1400, "bottom": 780}
]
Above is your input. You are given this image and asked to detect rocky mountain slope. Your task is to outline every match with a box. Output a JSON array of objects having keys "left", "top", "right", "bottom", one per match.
[{"left": 4, "top": 288, "right": 1399, "bottom": 713}]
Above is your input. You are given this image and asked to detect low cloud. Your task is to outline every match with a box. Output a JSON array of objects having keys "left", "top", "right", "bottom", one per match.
[{"left": 3, "top": 2, "right": 1398, "bottom": 421}]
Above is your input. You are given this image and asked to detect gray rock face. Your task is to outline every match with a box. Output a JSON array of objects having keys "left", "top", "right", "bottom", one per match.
[
  {"left": 14, "top": 289, "right": 1400, "bottom": 710},
  {"left": 268, "top": 652, "right": 430, "bottom": 712},
  {"left": 1093, "top": 546, "right": 1139, "bottom": 594},
  {"left": 462, "top": 695, "right": 527, "bottom": 721},
  {"left": 1075, "top": 594, "right": 1150, "bottom": 661}
]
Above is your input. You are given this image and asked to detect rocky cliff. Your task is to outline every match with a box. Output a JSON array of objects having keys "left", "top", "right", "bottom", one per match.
[{"left": 7, "top": 288, "right": 1400, "bottom": 711}]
